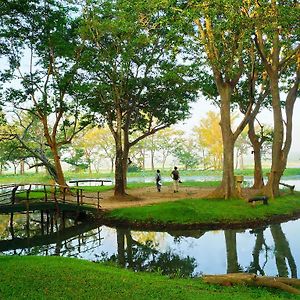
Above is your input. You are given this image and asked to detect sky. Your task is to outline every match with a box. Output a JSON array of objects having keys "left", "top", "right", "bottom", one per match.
[{"left": 177, "top": 95, "right": 300, "bottom": 165}]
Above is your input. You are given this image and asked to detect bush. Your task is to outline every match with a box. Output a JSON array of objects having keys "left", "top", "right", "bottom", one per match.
[{"left": 128, "top": 164, "right": 142, "bottom": 172}]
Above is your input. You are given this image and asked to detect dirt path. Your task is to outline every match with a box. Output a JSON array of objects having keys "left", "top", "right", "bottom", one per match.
[{"left": 85, "top": 186, "right": 215, "bottom": 210}]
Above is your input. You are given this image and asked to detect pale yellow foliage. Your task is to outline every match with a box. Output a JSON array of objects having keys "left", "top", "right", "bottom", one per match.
[{"left": 194, "top": 111, "right": 223, "bottom": 169}]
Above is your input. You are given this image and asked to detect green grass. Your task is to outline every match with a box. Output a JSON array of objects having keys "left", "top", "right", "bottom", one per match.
[
  {"left": 107, "top": 192, "right": 300, "bottom": 225},
  {"left": 0, "top": 256, "right": 296, "bottom": 300}
]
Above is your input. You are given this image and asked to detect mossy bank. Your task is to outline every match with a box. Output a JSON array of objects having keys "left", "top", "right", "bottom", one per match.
[{"left": 102, "top": 192, "right": 300, "bottom": 230}]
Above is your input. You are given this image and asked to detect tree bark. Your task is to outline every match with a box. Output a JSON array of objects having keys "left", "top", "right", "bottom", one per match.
[
  {"left": 263, "top": 72, "right": 283, "bottom": 197},
  {"left": 203, "top": 273, "right": 300, "bottom": 295},
  {"left": 114, "top": 145, "right": 126, "bottom": 196},
  {"left": 248, "top": 118, "right": 264, "bottom": 189},
  {"left": 50, "top": 144, "right": 67, "bottom": 187},
  {"left": 218, "top": 84, "right": 237, "bottom": 199}
]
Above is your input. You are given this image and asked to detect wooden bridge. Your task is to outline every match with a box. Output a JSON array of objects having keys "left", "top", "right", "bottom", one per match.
[{"left": 0, "top": 183, "right": 102, "bottom": 216}]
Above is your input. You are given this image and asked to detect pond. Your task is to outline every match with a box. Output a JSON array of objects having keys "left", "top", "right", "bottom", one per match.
[
  {"left": 127, "top": 174, "right": 300, "bottom": 190},
  {"left": 0, "top": 210, "right": 299, "bottom": 278}
]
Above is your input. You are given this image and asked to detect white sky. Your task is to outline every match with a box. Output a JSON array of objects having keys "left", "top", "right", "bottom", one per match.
[{"left": 177, "top": 95, "right": 300, "bottom": 162}]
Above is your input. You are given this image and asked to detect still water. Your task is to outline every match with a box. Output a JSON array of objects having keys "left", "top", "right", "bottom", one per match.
[{"left": 0, "top": 211, "right": 299, "bottom": 278}]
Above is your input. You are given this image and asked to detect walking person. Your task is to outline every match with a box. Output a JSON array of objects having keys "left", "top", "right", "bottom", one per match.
[
  {"left": 155, "top": 170, "right": 162, "bottom": 192},
  {"left": 171, "top": 166, "right": 180, "bottom": 193}
]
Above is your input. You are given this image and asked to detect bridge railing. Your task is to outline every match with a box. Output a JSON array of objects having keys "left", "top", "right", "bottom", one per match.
[{"left": 0, "top": 183, "right": 102, "bottom": 211}]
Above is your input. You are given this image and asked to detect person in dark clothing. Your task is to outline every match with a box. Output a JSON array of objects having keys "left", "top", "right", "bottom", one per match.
[
  {"left": 155, "top": 169, "right": 162, "bottom": 192},
  {"left": 171, "top": 166, "right": 180, "bottom": 193}
]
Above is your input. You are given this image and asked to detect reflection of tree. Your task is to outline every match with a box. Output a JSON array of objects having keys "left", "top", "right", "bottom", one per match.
[
  {"left": 246, "top": 228, "right": 269, "bottom": 276},
  {"left": 105, "top": 228, "right": 196, "bottom": 277},
  {"left": 270, "top": 224, "right": 297, "bottom": 278},
  {"left": 224, "top": 230, "right": 242, "bottom": 273}
]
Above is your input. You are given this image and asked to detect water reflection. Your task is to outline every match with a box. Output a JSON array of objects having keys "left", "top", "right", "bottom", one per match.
[
  {"left": 110, "top": 228, "right": 196, "bottom": 277},
  {"left": 0, "top": 212, "right": 299, "bottom": 278}
]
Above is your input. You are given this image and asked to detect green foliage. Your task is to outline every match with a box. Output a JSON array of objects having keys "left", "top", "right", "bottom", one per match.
[
  {"left": 0, "top": 0, "right": 94, "bottom": 184},
  {"left": 63, "top": 148, "right": 89, "bottom": 172},
  {"left": 173, "top": 144, "right": 199, "bottom": 170},
  {"left": 127, "top": 164, "right": 142, "bottom": 173},
  {"left": 79, "top": 0, "right": 199, "bottom": 138}
]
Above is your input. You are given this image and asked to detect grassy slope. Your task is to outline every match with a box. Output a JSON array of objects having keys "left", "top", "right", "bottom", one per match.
[
  {"left": 0, "top": 256, "right": 296, "bottom": 300},
  {"left": 107, "top": 192, "right": 300, "bottom": 225}
]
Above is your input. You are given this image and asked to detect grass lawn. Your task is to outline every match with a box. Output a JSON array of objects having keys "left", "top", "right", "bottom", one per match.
[
  {"left": 106, "top": 192, "right": 300, "bottom": 226},
  {"left": 0, "top": 256, "right": 297, "bottom": 300}
]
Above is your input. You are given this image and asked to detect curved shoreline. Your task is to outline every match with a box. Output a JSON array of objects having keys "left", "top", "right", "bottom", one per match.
[{"left": 99, "top": 210, "right": 300, "bottom": 231}]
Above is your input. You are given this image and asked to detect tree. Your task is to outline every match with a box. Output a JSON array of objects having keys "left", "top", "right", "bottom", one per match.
[
  {"left": 0, "top": 0, "right": 92, "bottom": 186},
  {"left": 173, "top": 137, "right": 199, "bottom": 170},
  {"left": 252, "top": 1, "right": 300, "bottom": 197},
  {"left": 0, "top": 109, "right": 9, "bottom": 173},
  {"left": 194, "top": 111, "right": 223, "bottom": 170},
  {"left": 182, "top": 0, "right": 264, "bottom": 198},
  {"left": 234, "top": 129, "right": 250, "bottom": 170},
  {"left": 156, "top": 128, "right": 183, "bottom": 170},
  {"left": 147, "top": 134, "right": 159, "bottom": 171},
  {"left": 81, "top": 127, "right": 116, "bottom": 173},
  {"left": 130, "top": 138, "right": 148, "bottom": 171},
  {"left": 248, "top": 120, "right": 273, "bottom": 189},
  {"left": 63, "top": 147, "right": 89, "bottom": 173},
  {"left": 79, "top": 0, "right": 199, "bottom": 196},
  {"left": 231, "top": 45, "right": 271, "bottom": 188}
]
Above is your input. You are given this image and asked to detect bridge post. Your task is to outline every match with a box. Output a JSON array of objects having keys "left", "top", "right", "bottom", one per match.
[
  {"left": 11, "top": 185, "right": 19, "bottom": 205},
  {"left": 44, "top": 185, "right": 48, "bottom": 202},
  {"left": 80, "top": 189, "right": 83, "bottom": 205},
  {"left": 97, "top": 192, "right": 100, "bottom": 211}
]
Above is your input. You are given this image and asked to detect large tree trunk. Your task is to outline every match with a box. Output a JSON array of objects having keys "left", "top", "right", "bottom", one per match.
[
  {"left": 51, "top": 144, "right": 67, "bottom": 187},
  {"left": 114, "top": 130, "right": 130, "bottom": 196},
  {"left": 218, "top": 85, "right": 237, "bottom": 199},
  {"left": 122, "top": 148, "right": 129, "bottom": 189},
  {"left": 113, "top": 104, "right": 127, "bottom": 196},
  {"left": 248, "top": 118, "right": 264, "bottom": 189},
  {"left": 114, "top": 145, "right": 126, "bottom": 196},
  {"left": 264, "top": 73, "right": 284, "bottom": 197}
]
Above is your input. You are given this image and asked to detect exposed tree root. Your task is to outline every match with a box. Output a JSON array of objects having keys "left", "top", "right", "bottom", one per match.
[{"left": 203, "top": 273, "right": 300, "bottom": 295}]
